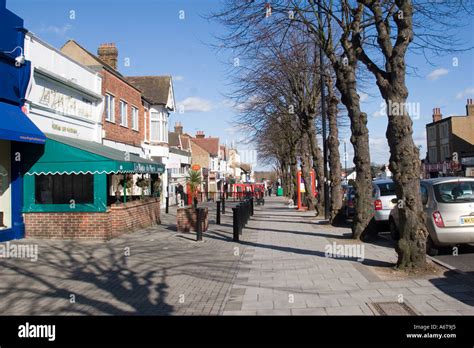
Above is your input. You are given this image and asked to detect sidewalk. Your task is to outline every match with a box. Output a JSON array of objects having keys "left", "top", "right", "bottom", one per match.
[
  {"left": 222, "top": 197, "right": 474, "bottom": 315},
  {"left": 0, "top": 197, "right": 473, "bottom": 315}
]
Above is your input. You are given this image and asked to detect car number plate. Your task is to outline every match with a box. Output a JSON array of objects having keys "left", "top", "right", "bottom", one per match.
[{"left": 460, "top": 216, "right": 474, "bottom": 225}]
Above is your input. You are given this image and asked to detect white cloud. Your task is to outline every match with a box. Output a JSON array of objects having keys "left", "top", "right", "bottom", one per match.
[
  {"left": 427, "top": 68, "right": 449, "bottom": 81},
  {"left": 372, "top": 109, "right": 385, "bottom": 118},
  {"left": 177, "top": 97, "right": 213, "bottom": 112},
  {"left": 173, "top": 75, "right": 184, "bottom": 81},
  {"left": 358, "top": 92, "right": 368, "bottom": 102},
  {"left": 40, "top": 24, "right": 72, "bottom": 36},
  {"left": 455, "top": 87, "right": 474, "bottom": 100}
]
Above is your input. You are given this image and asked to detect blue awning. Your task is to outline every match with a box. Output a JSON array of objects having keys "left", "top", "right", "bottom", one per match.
[{"left": 0, "top": 102, "right": 46, "bottom": 144}]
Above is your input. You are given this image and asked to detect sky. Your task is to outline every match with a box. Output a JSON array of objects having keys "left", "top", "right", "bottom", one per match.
[{"left": 7, "top": 0, "right": 474, "bottom": 171}]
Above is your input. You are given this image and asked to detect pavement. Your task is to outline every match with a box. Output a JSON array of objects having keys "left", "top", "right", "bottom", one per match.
[{"left": 0, "top": 196, "right": 473, "bottom": 315}]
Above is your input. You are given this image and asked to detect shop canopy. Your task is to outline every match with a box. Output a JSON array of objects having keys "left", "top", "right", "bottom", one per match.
[
  {"left": 0, "top": 101, "right": 46, "bottom": 144},
  {"left": 25, "top": 133, "right": 165, "bottom": 175}
]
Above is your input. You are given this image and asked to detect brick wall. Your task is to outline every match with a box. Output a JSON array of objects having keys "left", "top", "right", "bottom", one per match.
[
  {"left": 24, "top": 212, "right": 109, "bottom": 240},
  {"left": 108, "top": 198, "right": 161, "bottom": 238},
  {"left": 102, "top": 69, "right": 145, "bottom": 148},
  {"left": 177, "top": 207, "right": 208, "bottom": 233},
  {"left": 24, "top": 198, "right": 161, "bottom": 240}
]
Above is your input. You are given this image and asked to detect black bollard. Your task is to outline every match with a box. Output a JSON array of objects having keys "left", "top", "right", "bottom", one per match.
[
  {"left": 238, "top": 204, "right": 243, "bottom": 235},
  {"left": 232, "top": 206, "right": 239, "bottom": 242},
  {"left": 165, "top": 196, "right": 169, "bottom": 214},
  {"left": 196, "top": 208, "right": 203, "bottom": 241},
  {"left": 222, "top": 195, "right": 226, "bottom": 214},
  {"left": 250, "top": 198, "right": 254, "bottom": 216},
  {"left": 216, "top": 201, "right": 221, "bottom": 225}
]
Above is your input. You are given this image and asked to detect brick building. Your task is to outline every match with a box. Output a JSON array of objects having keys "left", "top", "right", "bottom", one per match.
[
  {"left": 61, "top": 40, "right": 147, "bottom": 156},
  {"left": 424, "top": 99, "right": 474, "bottom": 177}
]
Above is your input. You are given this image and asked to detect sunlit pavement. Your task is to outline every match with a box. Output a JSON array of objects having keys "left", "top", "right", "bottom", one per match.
[{"left": 0, "top": 196, "right": 473, "bottom": 315}]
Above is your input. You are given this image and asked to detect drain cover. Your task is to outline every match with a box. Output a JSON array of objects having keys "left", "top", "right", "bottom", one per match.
[{"left": 370, "top": 302, "right": 417, "bottom": 315}]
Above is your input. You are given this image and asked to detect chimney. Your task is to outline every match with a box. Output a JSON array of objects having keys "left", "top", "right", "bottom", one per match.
[
  {"left": 174, "top": 122, "right": 183, "bottom": 135},
  {"left": 196, "top": 131, "right": 205, "bottom": 139},
  {"left": 432, "top": 107, "right": 442, "bottom": 123},
  {"left": 466, "top": 98, "right": 474, "bottom": 117},
  {"left": 97, "top": 43, "right": 118, "bottom": 70}
]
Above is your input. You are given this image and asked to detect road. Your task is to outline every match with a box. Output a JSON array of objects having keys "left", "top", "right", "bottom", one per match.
[{"left": 433, "top": 244, "right": 474, "bottom": 274}]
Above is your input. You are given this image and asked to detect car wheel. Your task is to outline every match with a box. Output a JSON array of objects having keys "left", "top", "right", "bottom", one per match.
[
  {"left": 426, "top": 236, "right": 439, "bottom": 256},
  {"left": 389, "top": 218, "right": 400, "bottom": 241}
]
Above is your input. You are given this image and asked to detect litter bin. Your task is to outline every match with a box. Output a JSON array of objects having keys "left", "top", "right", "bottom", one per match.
[{"left": 277, "top": 187, "right": 283, "bottom": 196}]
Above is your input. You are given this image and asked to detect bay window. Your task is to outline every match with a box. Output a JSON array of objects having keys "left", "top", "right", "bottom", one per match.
[{"left": 150, "top": 111, "right": 168, "bottom": 142}]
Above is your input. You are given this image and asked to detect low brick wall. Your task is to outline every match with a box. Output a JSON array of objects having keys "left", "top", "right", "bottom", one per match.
[
  {"left": 108, "top": 198, "right": 161, "bottom": 238},
  {"left": 177, "top": 206, "right": 208, "bottom": 233},
  {"left": 24, "top": 198, "right": 161, "bottom": 240}
]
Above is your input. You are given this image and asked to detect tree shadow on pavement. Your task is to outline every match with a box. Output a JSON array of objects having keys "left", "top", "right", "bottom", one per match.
[
  {"left": 0, "top": 241, "right": 174, "bottom": 315},
  {"left": 429, "top": 270, "right": 474, "bottom": 309},
  {"left": 0, "top": 235, "right": 241, "bottom": 315}
]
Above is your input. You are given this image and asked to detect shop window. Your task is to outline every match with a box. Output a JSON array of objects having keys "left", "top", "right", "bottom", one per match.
[{"left": 35, "top": 174, "right": 94, "bottom": 204}]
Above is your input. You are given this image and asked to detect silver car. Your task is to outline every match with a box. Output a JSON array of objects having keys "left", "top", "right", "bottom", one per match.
[
  {"left": 372, "top": 179, "right": 397, "bottom": 226},
  {"left": 389, "top": 177, "right": 474, "bottom": 255}
]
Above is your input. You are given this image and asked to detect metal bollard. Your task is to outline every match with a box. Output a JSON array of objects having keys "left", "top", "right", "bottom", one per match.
[
  {"left": 216, "top": 201, "right": 221, "bottom": 225},
  {"left": 250, "top": 198, "right": 254, "bottom": 216},
  {"left": 196, "top": 208, "right": 203, "bottom": 241},
  {"left": 165, "top": 196, "right": 169, "bottom": 214},
  {"left": 238, "top": 204, "right": 243, "bottom": 235},
  {"left": 232, "top": 206, "right": 239, "bottom": 242},
  {"left": 245, "top": 200, "right": 249, "bottom": 224}
]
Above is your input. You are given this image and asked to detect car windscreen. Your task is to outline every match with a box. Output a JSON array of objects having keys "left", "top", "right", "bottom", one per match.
[
  {"left": 433, "top": 181, "right": 474, "bottom": 203},
  {"left": 376, "top": 182, "right": 396, "bottom": 196}
]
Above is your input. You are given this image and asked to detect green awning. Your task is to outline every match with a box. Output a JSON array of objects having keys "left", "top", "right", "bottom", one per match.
[{"left": 25, "top": 133, "right": 165, "bottom": 175}]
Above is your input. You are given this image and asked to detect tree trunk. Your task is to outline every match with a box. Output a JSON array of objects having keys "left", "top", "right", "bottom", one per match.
[
  {"left": 326, "top": 75, "right": 343, "bottom": 224},
  {"left": 300, "top": 135, "right": 318, "bottom": 211},
  {"left": 306, "top": 122, "right": 324, "bottom": 215},
  {"left": 289, "top": 147, "right": 298, "bottom": 202},
  {"left": 351, "top": 0, "right": 428, "bottom": 269},
  {"left": 385, "top": 96, "right": 427, "bottom": 269},
  {"left": 334, "top": 67, "right": 375, "bottom": 239}
]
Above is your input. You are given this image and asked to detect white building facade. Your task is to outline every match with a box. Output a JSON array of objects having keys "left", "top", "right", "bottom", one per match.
[{"left": 23, "top": 33, "right": 103, "bottom": 142}]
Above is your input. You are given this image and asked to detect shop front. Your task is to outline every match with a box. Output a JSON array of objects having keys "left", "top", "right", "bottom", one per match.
[
  {"left": 20, "top": 133, "right": 165, "bottom": 240},
  {"left": 0, "top": 1, "right": 46, "bottom": 242}
]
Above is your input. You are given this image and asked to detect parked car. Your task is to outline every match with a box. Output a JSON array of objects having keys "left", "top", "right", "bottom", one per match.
[
  {"left": 389, "top": 177, "right": 474, "bottom": 256},
  {"left": 372, "top": 179, "right": 397, "bottom": 228},
  {"left": 342, "top": 185, "right": 355, "bottom": 219}
]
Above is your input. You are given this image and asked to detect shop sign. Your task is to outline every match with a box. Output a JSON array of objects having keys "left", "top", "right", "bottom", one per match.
[{"left": 39, "top": 86, "right": 93, "bottom": 119}]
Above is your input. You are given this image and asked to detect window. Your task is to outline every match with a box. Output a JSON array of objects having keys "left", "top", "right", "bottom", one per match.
[
  {"left": 429, "top": 147, "right": 437, "bottom": 163},
  {"left": 440, "top": 123, "right": 449, "bottom": 138},
  {"left": 35, "top": 174, "right": 94, "bottom": 204},
  {"left": 375, "top": 182, "right": 396, "bottom": 196},
  {"left": 105, "top": 94, "right": 115, "bottom": 122},
  {"left": 433, "top": 181, "right": 474, "bottom": 203},
  {"left": 120, "top": 101, "right": 128, "bottom": 127},
  {"left": 131, "top": 107, "right": 139, "bottom": 130},
  {"left": 441, "top": 144, "right": 450, "bottom": 161},
  {"left": 150, "top": 112, "right": 160, "bottom": 141},
  {"left": 427, "top": 126, "right": 436, "bottom": 141},
  {"left": 420, "top": 184, "right": 429, "bottom": 205}
]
